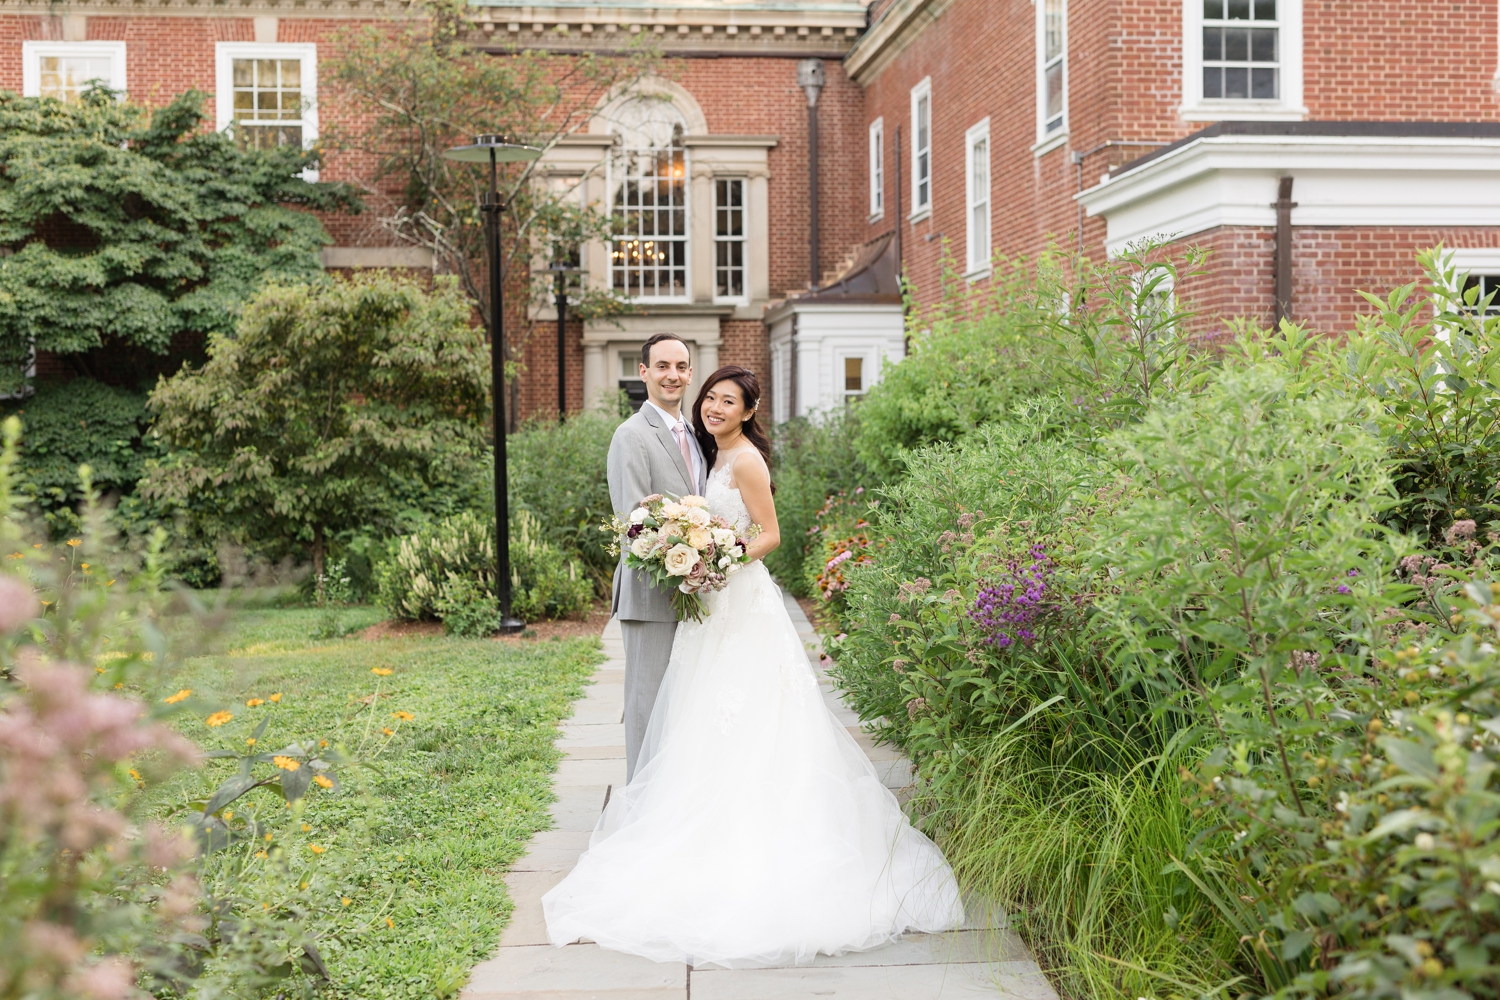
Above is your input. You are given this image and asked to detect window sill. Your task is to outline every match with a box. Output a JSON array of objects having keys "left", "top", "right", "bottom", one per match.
[
  {"left": 868, "top": 209, "right": 885, "bottom": 223},
  {"left": 963, "top": 266, "right": 992, "bottom": 283},
  {"left": 1031, "top": 131, "right": 1069, "bottom": 157},
  {"left": 907, "top": 206, "right": 932, "bottom": 224},
  {"left": 1179, "top": 100, "right": 1308, "bottom": 122}
]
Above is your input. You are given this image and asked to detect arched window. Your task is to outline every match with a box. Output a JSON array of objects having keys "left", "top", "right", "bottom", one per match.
[{"left": 608, "top": 97, "right": 689, "bottom": 300}]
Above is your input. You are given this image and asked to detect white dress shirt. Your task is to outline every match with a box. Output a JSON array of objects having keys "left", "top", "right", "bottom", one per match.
[{"left": 645, "top": 399, "right": 702, "bottom": 488}]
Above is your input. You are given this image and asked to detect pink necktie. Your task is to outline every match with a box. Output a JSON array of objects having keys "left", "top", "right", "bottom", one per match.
[{"left": 672, "top": 422, "right": 694, "bottom": 482}]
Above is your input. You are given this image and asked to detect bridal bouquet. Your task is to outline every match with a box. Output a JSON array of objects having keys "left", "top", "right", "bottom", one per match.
[{"left": 604, "top": 493, "right": 758, "bottom": 622}]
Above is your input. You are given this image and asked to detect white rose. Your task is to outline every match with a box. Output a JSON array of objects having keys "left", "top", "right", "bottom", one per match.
[
  {"left": 681, "top": 495, "right": 709, "bottom": 508},
  {"left": 687, "top": 526, "right": 711, "bottom": 550},
  {"left": 711, "top": 527, "right": 736, "bottom": 548},
  {"left": 663, "top": 543, "right": 699, "bottom": 576},
  {"left": 630, "top": 531, "right": 657, "bottom": 559},
  {"left": 660, "top": 501, "right": 687, "bottom": 519},
  {"left": 683, "top": 506, "right": 711, "bottom": 527},
  {"left": 718, "top": 556, "right": 731, "bottom": 569},
  {"left": 628, "top": 507, "right": 649, "bottom": 524}
]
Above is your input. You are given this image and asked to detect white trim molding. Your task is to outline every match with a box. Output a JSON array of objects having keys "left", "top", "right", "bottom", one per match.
[
  {"left": 910, "top": 76, "right": 933, "bottom": 216},
  {"left": 868, "top": 116, "right": 885, "bottom": 220},
  {"left": 1078, "top": 129, "right": 1500, "bottom": 257},
  {"left": 1181, "top": 0, "right": 1305, "bottom": 122},
  {"left": 22, "top": 41, "right": 127, "bottom": 99},
  {"left": 1036, "top": 0, "right": 1066, "bottom": 144},
  {"left": 964, "top": 117, "right": 991, "bottom": 276}
]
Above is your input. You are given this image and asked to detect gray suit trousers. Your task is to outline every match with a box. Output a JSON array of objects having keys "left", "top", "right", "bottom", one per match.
[{"left": 620, "top": 619, "right": 678, "bottom": 782}]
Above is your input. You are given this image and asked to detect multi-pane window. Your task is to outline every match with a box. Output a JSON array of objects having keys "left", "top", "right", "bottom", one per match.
[
  {"left": 843, "top": 356, "right": 865, "bottom": 399},
  {"left": 1041, "top": 0, "right": 1066, "bottom": 134},
  {"left": 868, "top": 118, "right": 884, "bottom": 218},
  {"left": 611, "top": 131, "right": 688, "bottom": 299},
  {"left": 231, "top": 58, "right": 307, "bottom": 148},
  {"left": 1202, "top": 0, "right": 1279, "bottom": 100},
  {"left": 22, "top": 43, "right": 126, "bottom": 102},
  {"left": 1463, "top": 274, "right": 1500, "bottom": 316},
  {"left": 911, "top": 80, "right": 932, "bottom": 213},
  {"left": 714, "top": 178, "right": 746, "bottom": 300},
  {"left": 965, "top": 121, "right": 991, "bottom": 273}
]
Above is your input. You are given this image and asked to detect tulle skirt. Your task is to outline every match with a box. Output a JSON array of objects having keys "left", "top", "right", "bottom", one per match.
[{"left": 541, "top": 561, "right": 964, "bottom": 969}]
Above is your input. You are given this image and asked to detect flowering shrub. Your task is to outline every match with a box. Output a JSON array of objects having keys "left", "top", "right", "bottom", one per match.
[
  {"left": 968, "top": 543, "right": 1053, "bottom": 648},
  {"left": 805, "top": 489, "right": 874, "bottom": 611}
]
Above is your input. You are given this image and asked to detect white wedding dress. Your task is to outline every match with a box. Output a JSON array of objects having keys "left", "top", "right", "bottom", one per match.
[{"left": 542, "top": 452, "right": 965, "bottom": 969}]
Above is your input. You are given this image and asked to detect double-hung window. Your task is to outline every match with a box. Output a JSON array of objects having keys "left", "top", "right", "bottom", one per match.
[
  {"left": 1462, "top": 274, "right": 1500, "bottom": 317},
  {"left": 22, "top": 42, "right": 127, "bottom": 102},
  {"left": 910, "top": 79, "right": 932, "bottom": 216},
  {"left": 1184, "top": 0, "right": 1302, "bottom": 117},
  {"left": 609, "top": 102, "right": 689, "bottom": 301},
  {"left": 1202, "top": 0, "right": 1279, "bottom": 100},
  {"left": 714, "top": 178, "right": 746, "bottom": 301},
  {"left": 215, "top": 43, "right": 318, "bottom": 151},
  {"left": 1038, "top": 0, "right": 1066, "bottom": 138},
  {"left": 964, "top": 120, "right": 991, "bottom": 275},
  {"left": 868, "top": 118, "right": 884, "bottom": 219}
]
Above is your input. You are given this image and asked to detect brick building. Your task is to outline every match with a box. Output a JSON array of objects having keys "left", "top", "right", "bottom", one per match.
[{"left": 5, "top": 0, "right": 1499, "bottom": 420}]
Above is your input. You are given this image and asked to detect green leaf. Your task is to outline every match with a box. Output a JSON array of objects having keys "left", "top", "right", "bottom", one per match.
[{"left": 203, "top": 774, "right": 258, "bottom": 816}]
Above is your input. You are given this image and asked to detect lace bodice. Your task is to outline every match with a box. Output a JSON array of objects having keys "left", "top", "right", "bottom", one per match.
[{"left": 705, "top": 459, "right": 752, "bottom": 536}]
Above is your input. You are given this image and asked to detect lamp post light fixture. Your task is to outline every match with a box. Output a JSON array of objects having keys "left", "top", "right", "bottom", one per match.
[
  {"left": 547, "top": 259, "right": 581, "bottom": 421},
  {"left": 442, "top": 134, "right": 543, "bottom": 634}
]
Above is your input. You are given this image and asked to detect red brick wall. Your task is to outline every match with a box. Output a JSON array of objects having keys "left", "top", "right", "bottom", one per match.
[
  {"left": 515, "top": 317, "right": 584, "bottom": 419},
  {"left": 719, "top": 319, "right": 770, "bottom": 381}
]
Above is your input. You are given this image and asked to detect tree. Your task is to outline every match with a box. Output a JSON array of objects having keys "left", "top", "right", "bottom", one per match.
[
  {"left": 325, "top": 0, "right": 654, "bottom": 416},
  {"left": 0, "top": 87, "right": 360, "bottom": 391},
  {"left": 141, "top": 272, "right": 489, "bottom": 582}
]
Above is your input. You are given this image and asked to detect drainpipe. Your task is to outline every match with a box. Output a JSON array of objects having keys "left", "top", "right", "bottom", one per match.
[
  {"left": 894, "top": 123, "right": 906, "bottom": 354},
  {"left": 798, "top": 59, "right": 826, "bottom": 290},
  {"left": 1272, "top": 176, "right": 1296, "bottom": 327}
]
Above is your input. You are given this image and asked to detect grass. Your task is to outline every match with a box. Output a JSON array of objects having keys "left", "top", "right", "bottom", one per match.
[
  {"left": 150, "top": 606, "right": 601, "bottom": 1000},
  {"left": 926, "top": 735, "right": 1245, "bottom": 1000}
]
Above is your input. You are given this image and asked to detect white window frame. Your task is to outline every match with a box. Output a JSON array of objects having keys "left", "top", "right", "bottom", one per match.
[
  {"left": 964, "top": 119, "right": 991, "bottom": 277},
  {"left": 838, "top": 351, "right": 872, "bottom": 401},
  {"left": 214, "top": 43, "right": 320, "bottom": 154},
  {"left": 1445, "top": 248, "right": 1500, "bottom": 318},
  {"left": 910, "top": 77, "right": 932, "bottom": 219},
  {"left": 606, "top": 137, "right": 692, "bottom": 304},
  {"left": 1182, "top": 0, "right": 1304, "bottom": 121},
  {"left": 868, "top": 117, "right": 885, "bottom": 220},
  {"left": 22, "top": 41, "right": 127, "bottom": 100},
  {"left": 1034, "top": 0, "right": 1067, "bottom": 152},
  {"left": 713, "top": 176, "right": 748, "bottom": 305}
]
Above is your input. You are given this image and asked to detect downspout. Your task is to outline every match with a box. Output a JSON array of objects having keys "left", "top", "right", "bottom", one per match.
[
  {"left": 798, "top": 59, "right": 826, "bottom": 290},
  {"left": 894, "top": 123, "right": 906, "bottom": 354},
  {"left": 1273, "top": 176, "right": 1296, "bottom": 326}
]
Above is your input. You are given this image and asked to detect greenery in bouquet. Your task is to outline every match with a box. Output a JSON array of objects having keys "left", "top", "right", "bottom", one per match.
[{"left": 605, "top": 493, "right": 758, "bottom": 623}]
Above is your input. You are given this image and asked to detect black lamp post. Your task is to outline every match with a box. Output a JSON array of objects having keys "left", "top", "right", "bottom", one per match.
[
  {"left": 547, "top": 260, "right": 581, "bottom": 420},
  {"left": 442, "top": 134, "right": 542, "bottom": 634}
]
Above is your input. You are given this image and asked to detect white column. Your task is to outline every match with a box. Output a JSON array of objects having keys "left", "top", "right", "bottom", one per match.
[
  {"left": 747, "top": 169, "right": 771, "bottom": 305},
  {"left": 696, "top": 339, "right": 719, "bottom": 376},
  {"left": 583, "top": 343, "right": 607, "bottom": 412},
  {"left": 690, "top": 163, "right": 714, "bottom": 303}
]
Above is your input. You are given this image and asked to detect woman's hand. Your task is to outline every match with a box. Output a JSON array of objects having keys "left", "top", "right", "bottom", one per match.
[{"left": 733, "top": 452, "right": 780, "bottom": 563}]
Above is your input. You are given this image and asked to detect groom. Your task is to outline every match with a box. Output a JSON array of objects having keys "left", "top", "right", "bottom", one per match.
[{"left": 608, "top": 333, "right": 707, "bottom": 781}]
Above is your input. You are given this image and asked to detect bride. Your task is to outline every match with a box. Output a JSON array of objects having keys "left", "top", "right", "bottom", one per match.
[{"left": 542, "top": 364, "right": 964, "bottom": 969}]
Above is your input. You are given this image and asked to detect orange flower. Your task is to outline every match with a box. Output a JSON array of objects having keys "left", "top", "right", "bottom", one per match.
[
  {"left": 391, "top": 710, "right": 415, "bottom": 721},
  {"left": 65, "top": 539, "right": 81, "bottom": 547},
  {"left": 273, "top": 756, "right": 300, "bottom": 771},
  {"left": 371, "top": 667, "right": 393, "bottom": 676},
  {"left": 309, "top": 845, "right": 326, "bottom": 854},
  {"left": 204, "top": 711, "right": 233, "bottom": 727},
  {"left": 246, "top": 698, "right": 265, "bottom": 707},
  {"left": 341, "top": 897, "right": 352, "bottom": 907},
  {"left": 269, "top": 692, "right": 283, "bottom": 703},
  {"left": 313, "top": 774, "right": 334, "bottom": 789},
  {"left": 301, "top": 824, "right": 312, "bottom": 832},
  {"left": 385, "top": 918, "right": 394, "bottom": 929},
  {"left": 319, "top": 739, "right": 329, "bottom": 748},
  {"left": 245, "top": 737, "right": 257, "bottom": 747},
  {"left": 381, "top": 727, "right": 394, "bottom": 737},
  {"left": 163, "top": 689, "right": 192, "bottom": 704},
  {"left": 128, "top": 768, "right": 142, "bottom": 781}
]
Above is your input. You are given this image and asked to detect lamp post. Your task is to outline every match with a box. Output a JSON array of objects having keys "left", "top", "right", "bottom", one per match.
[
  {"left": 443, "top": 134, "right": 542, "bottom": 634},
  {"left": 547, "top": 260, "right": 581, "bottom": 420}
]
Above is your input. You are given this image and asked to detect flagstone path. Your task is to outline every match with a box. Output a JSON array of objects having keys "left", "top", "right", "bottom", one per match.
[{"left": 460, "top": 591, "right": 1059, "bottom": 1000}]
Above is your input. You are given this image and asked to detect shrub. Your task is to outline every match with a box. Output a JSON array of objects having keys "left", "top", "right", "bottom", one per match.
[
  {"left": 507, "top": 412, "right": 623, "bottom": 591},
  {"left": 378, "top": 510, "right": 591, "bottom": 625},
  {"left": 766, "top": 410, "right": 872, "bottom": 596}
]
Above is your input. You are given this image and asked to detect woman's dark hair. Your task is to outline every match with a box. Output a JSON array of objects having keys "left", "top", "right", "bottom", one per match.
[{"left": 692, "top": 365, "right": 774, "bottom": 491}]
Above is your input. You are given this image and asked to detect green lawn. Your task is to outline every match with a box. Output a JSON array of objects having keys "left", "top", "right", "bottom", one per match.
[{"left": 151, "top": 607, "right": 600, "bottom": 999}]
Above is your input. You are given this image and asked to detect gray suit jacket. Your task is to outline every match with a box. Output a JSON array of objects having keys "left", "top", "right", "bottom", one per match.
[{"left": 608, "top": 405, "right": 709, "bottom": 622}]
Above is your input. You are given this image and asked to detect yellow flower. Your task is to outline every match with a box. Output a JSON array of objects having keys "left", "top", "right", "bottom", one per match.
[
  {"left": 341, "top": 897, "right": 352, "bottom": 907},
  {"left": 273, "top": 756, "right": 301, "bottom": 771},
  {"left": 301, "top": 824, "right": 311, "bottom": 832},
  {"left": 269, "top": 693, "right": 283, "bottom": 703},
  {"left": 300, "top": 881, "right": 308, "bottom": 890},
  {"left": 319, "top": 740, "right": 329, "bottom": 749},
  {"left": 256, "top": 850, "right": 268, "bottom": 859},
  {"left": 204, "top": 711, "right": 233, "bottom": 727},
  {"left": 113, "top": 682, "right": 124, "bottom": 690},
  {"left": 391, "top": 710, "right": 415, "bottom": 721},
  {"left": 32, "top": 543, "right": 41, "bottom": 549},
  {"left": 222, "top": 811, "right": 233, "bottom": 820},
  {"left": 95, "top": 667, "right": 105, "bottom": 674},
  {"left": 245, "top": 738, "right": 256, "bottom": 746},
  {"left": 313, "top": 774, "right": 334, "bottom": 789},
  {"left": 128, "top": 768, "right": 142, "bottom": 781},
  {"left": 106, "top": 580, "right": 115, "bottom": 587},
  {"left": 381, "top": 727, "right": 394, "bottom": 737},
  {"left": 66, "top": 539, "right": 80, "bottom": 547},
  {"left": 246, "top": 698, "right": 264, "bottom": 707},
  {"left": 80, "top": 562, "right": 89, "bottom": 570},
  {"left": 309, "top": 844, "right": 326, "bottom": 854},
  {"left": 371, "top": 667, "right": 393, "bottom": 676},
  {"left": 385, "top": 917, "right": 394, "bottom": 929},
  {"left": 163, "top": 689, "right": 192, "bottom": 705},
  {"left": 264, "top": 833, "right": 273, "bottom": 842}
]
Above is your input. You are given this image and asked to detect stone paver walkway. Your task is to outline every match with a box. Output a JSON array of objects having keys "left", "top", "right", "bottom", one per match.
[{"left": 460, "top": 592, "right": 1058, "bottom": 1000}]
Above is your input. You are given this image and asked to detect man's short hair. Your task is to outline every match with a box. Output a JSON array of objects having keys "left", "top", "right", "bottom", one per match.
[{"left": 641, "top": 333, "right": 689, "bottom": 368}]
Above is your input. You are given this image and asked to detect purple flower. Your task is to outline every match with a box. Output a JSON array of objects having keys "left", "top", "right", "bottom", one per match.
[
  {"left": 1337, "top": 584, "right": 1351, "bottom": 594},
  {"left": 1347, "top": 568, "right": 1359, "bottom": 577},
  {"left": 968, "top": 545, "right": 1054, "bottom": 649},
  {"left": 627, "top": 524, "right": 642, "bottom": 539}
]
